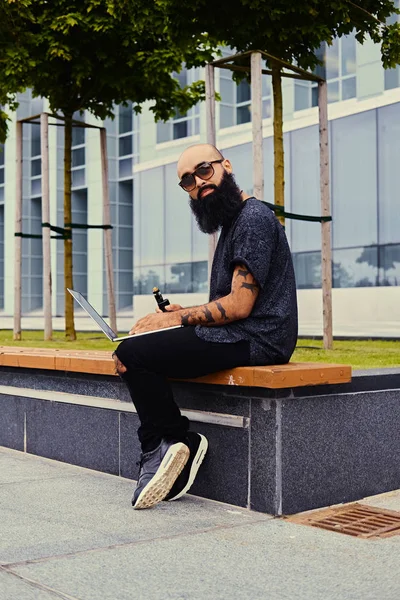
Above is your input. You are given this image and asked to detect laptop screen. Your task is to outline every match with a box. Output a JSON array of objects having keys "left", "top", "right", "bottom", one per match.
[{"left": 68, "top": 289, "right": 116, "bottom": 340}]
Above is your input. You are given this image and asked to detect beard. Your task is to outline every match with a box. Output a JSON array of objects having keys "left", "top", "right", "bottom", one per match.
[{"left": 189, "top": 171, "right": 244, "bottom": 234}]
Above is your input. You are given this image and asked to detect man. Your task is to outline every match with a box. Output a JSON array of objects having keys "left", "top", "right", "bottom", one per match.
[{"left": 113, "top": 143, "right": 298, "bottom": 510}]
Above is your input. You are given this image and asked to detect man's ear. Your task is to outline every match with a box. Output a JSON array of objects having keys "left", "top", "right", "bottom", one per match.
[{"left": 223, "top": 159, "right": 233, "bottom": 173}]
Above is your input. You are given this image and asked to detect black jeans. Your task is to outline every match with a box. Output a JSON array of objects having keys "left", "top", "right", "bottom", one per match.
[{"left": 114, "top": 326, "right": 250, "bottom": 452}]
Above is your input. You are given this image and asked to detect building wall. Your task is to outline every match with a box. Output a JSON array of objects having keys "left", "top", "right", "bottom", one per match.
[{"left": 0, "top": 32, "right": 400, "bottom": 337}]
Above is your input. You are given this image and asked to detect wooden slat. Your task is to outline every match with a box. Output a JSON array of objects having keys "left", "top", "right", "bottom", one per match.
[
  {"left": 253, "top": 362, "right": 351, "bottom": 388},
  {"left": 0, "top": 347, "right": 351, "bottom": 388}
]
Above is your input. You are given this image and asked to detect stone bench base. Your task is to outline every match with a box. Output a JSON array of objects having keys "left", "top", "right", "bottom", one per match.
[{"left": 1, "top": 361, "right": 398, "bottom": 515}]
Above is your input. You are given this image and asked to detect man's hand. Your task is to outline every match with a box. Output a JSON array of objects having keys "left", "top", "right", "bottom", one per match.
[
  {"left": 129, "top": 311, "right": 179, "bottom": 335},
  {"left": 155, "top": 304, "right": 183, "bottom": 313}
]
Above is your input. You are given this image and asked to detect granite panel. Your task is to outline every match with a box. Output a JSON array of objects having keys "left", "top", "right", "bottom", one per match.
[
  {"left": 188, "top": 421, "right": 249, "bottom": 508},
  {"left": 27, "top": 400, "right": 119, "bottom": 475},
  {"left": 0, "top": 368, "right": 131, "bottom": 402},
  {"left": 281, "top": 390, "right": 400, "bottom": 514},
  {"left": 119, "top": 411, "right": 142, "bottom": 480},
  {"left": 280, "top": 370, "right": 400, "bottom": 400},
  {"left": 172, "top": 381, "right": 252, "bottom": 416},
  {"left": 249, "top": 397, "right": 277, "bottom": 514},
  {"left": 0, "top": 394, "right": 25, "bottom": 451}
]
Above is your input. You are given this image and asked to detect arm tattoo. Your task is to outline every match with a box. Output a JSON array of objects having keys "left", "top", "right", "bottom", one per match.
[
  {"left": 202, "top": 306, "right": 216, "bottom": 323},
  {"left": 215, "top": 301, "right": 229, "bottom": 321},
  {"left": 241, "top": 282, "right": 259, "bottom": 294},
  {"left": 181, "top": 313, "right": 190, "bottom": 326},
  {"left": 237, "top": 268, "right": 251, "bottom": 279}
]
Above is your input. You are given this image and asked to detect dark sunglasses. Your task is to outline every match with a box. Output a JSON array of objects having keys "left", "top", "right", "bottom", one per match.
[{"left": 178, "top": 159, "right": 224, "bottom": 192}]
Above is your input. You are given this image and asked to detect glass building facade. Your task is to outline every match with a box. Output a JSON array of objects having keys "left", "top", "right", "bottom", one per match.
[
  {"left": 0, "top": 27, "right": 399, "bottom": 324},
  {"left": 0, "top": 142, "right": 4, "bottom": 309}
]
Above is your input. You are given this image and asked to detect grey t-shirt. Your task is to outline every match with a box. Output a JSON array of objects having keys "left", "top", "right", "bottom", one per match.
[{"left": 195, "top": 197, "right": 298, "bottom": 365}]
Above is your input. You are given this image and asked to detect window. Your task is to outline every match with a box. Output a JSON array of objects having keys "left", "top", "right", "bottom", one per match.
[
  {"left": 156, "top": 68, "right": 200, "bottom": 143},
  {"left": 113, "top": 180, "right": 134, "bottom": 309},
  {"left": 290, "top": 125, "right": 322, "bottom": 252},
  {"left": 385, "top": 1, "right": 400, "bottom": 89},
  {"left": 29, "top": 94, "right": 43, "bottom": 158},
  {"left": 135, "top": 261, "right": 208, "bottom": 295},
  {"left": 21, "top": 198, "right": 43, "bottom": 312},
  {"left": 333, "top": 247, "right": 378, "bottom": 288},
  {"left": 31, "top": 123, "right": 41, "bottom": 157},
  {"left": 165, "top": 163, "right": 191, "bottom": 264},
  {"left": 118, "top": 102, "right": 138, "bottom": 179},
  {"left": 72, "top": 147, "right": 85, "bottom": 167},
  {"left": 0, "top": 143, "right": 4, "bottom": 203},
  {"left": 331, "top": 111, "right": 377, "bottom": 248},
  {"left": 71, "top": 189, "right": 88, "bottom": 296},
  {"left": 294, "top": 34, "right": 356, "bottom": 110},
  {"left": 219, "top": 55, "right": 272, "bottom": 128},
  {"left": 0, "top": 205, "right": 3, "bottom": 309},
  {"left": 134, "top": 162, "right": 212, "bottom": 297},
  {"left": 30, "top": 125, "right": 42, "bottom": 197},
  {"left": 292, "top": 252, "right": 322, "bottom": 289},
  {"left": 379, "top": 244, "right": 400, "bottom": 285},
  {"left": 71, "top": 112, "right": 86, "bottom": 188},
  {"left": 165, "top": 261, "right": 208, "bottom": 293},
  {"left": 294, "top": 46, "right": 324, "bottom": 111},
  {"left": 119, "top": 103, "right": 133, "bottom": 134},
  {"left": 377, "top": 103, "right": 400, "bottom": 245}
]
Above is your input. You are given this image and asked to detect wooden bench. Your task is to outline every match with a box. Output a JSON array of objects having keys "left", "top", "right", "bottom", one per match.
[
  {"left": 0, "top": 346, "right": 351, "bottom": 388},
  {"left": 0, "top": 345, "right": 398, "bottom": 517}
]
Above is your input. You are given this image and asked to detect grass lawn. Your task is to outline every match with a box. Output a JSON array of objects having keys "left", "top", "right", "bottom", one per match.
[
  {"left": 1, "top": 330, "right": 399, "bottom": 369},
  {"left": 293, "top": 338, "right": 400, "bottom": 369}
]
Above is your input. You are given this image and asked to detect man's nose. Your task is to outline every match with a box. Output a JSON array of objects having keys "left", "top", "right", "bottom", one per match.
[{"left": 194, "top": 174, "right": 207, "bottom": 187}]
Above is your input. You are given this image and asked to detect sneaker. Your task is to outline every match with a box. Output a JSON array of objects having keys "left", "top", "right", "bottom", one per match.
[
  {"left": 132, "top": 439, "right": 190, "bottom": 510},
  {"left": 164, "top": 432, "right": 208, "bottom": 502}
]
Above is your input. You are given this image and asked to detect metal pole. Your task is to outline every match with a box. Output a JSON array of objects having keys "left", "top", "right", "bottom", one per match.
[
  {"left": 41, "top": 112, "right": 52, "bottom": 340},
  {"left": 100, "top": 127, "right": 117, "bottom": 334},
  {"left": 318, "top": 80, "right": 333, "bottom": 350},
  {"left": 251, "top": 52, "right": 264, "bottom": 200},
  {"left": 205, "top": 63, "right": 218, "bottom": 275},
  {"left": 14, "top": 121, "right": 23, "bottom": 340}
]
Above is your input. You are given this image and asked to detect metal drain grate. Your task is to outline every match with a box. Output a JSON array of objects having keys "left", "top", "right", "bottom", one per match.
[{"left": 287, "top": 503, "right": 400, "bottom": 539}]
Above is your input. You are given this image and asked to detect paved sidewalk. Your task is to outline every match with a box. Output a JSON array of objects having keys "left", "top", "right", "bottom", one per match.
[{"left": 1, "top": 447, "right": 399, "bottom": 600}]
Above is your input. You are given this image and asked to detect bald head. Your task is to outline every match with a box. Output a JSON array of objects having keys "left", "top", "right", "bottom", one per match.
[
  {"left": 177, "top": 143, "right": 234, "bottom": 200},
  {"left": 177, "top": 144, "right": 224, "bottom": 179}
]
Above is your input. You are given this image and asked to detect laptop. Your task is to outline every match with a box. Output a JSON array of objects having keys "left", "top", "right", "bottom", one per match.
[{"left": 67, "top": 289, "right": 183, "bottom": 341}]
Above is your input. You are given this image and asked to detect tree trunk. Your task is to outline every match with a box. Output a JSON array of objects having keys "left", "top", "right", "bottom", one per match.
[
  {"left": 272, "top": 65, "right": 285, "bottom": 227},
  {"left": 205, "top": 64, "right": 218, "bottom": 278},
  {"left": 41, "top": 112, "right": 52, "bottom": 341},
  {"left": 64, "top": 114, "right": 76, "bottom": 340},
  {"left": 318, "top": 80, "right": 333, "bottom": 350},
  {"left": 13, "top": 120, "right": 23, "bottom": 340},
  {"left": 100, "top": 127, "right": 117, "bottom": 334},
  {"left": 251, "top": 51, "right": 264, "bottom": 200}
]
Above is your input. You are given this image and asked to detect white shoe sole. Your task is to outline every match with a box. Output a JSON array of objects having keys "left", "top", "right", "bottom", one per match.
[
  {"left": 167, "top": 434, "right": 208, "bottom": 501},
  {"left": 133, "top": 443, "right": 190, "bottom": 510}
]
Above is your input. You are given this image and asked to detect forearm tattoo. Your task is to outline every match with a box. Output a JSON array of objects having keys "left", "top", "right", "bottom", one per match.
[
  {"left": 181, "top": 313, "right": 190, "bottom": 326},
  {"left": 241, "top": 282, "right": 259, "bottom": 294},
  {"left": 180, "top": 301, "right": 230, "bottom": 326},
  {"left": 216, "top": 301, "right": 229, "bottom": 321},
  {"left": 203, "top": 306, "right": 216, "bottom": 323}
]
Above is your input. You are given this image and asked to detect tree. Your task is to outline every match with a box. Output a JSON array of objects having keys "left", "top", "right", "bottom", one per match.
[
  {"left": 0, "top": 0, "right": 218, "bottom": 339},
  {"left": 161, "top": 0, "right": 400, "bottom": 217}
]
